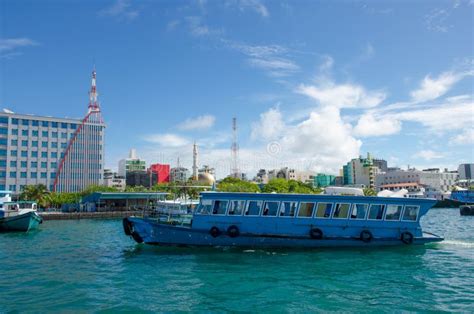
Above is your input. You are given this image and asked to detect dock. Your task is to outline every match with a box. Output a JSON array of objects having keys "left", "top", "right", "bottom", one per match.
[{"left": 40, "top": 211, "right": 140, "bottom": 221}]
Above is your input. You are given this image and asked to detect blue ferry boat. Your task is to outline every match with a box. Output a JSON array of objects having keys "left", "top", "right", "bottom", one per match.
[{"left": 123, "top": 192, "right": 443, "bottom": 248}]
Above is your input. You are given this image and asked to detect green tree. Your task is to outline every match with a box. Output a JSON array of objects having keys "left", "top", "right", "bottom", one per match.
[
  {"left": 19, "top": 184, "right": 50, "bottom": 208},
  {"left": 363, "top": 187, "right": 377, "bottom": 196},
  {"left": 217, "top": 177, "right": 260, "bottom": 193}
]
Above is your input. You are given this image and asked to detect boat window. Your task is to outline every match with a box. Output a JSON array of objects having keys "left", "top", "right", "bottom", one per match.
[
  {"left": 262, "top": 201, "right": 279, "bottom": 216},
  {"left": 402, "top": 205, "right": 419, "bottom": 221},
  {"left": 212, "top": 200, "right": 228, "bottom": 215},
  {"left": 228, "top": 200, "right": 246, "bottom": 216},
  {"left": 298, "top": 202, "right": 315, "bottom": 218},
  {"left": 333, "top": 203, "right": 351, "bottom": 219},
  {"left": 368, "top": 204, "right": 386, "bottom": 220},
  {"left": 245, "top": 200, "right": 263, "bottom": 216},
  {"left": 279, "top": 201, "right": 298, "bottom": 217},
  {"left": 196, "top": 199, "right": 212, "bottom": 214},
  {"left": 315, "top": 203, "right": 333, "bottom": 218},
  {"left": 350, "top": 204, "right": 368, "bottom": 219},
  {"left": 385, "top": 204, "right": 403, "bottom": 221}
]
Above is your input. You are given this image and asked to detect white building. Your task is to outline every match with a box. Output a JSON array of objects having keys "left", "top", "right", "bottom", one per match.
[
  {"left": 170, "top": 167, "right": 189, "bottom": 183},
  {"left": 103, "top": 169, "right": 125, "bottom": 190},
  {"left": 118, "top": 149, "right": 146, "bottom": 178}
]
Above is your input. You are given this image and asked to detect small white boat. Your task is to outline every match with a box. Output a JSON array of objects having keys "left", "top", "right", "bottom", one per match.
[{"left": 0, "top": 200, "right": 43, "bottom": 232}]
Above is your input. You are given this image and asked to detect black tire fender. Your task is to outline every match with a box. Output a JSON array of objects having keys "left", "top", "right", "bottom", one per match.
[
  {"left": 309, "top": 228, "right": 323, "bottom": 239},
  {"left": 210, "top": 226, "right": 220, "bottom": 238},
  {"left": 123, "top": 218, "right": 132, "bottom": 236},
  {"left": 400, "top": 231, "right": 414, "bottom": 245},
  {"left": 227, "top": 225, "right": 240, "bottom": 238},
  {"left": 360, "top": 230, "right": 373, "bottom": 243}
]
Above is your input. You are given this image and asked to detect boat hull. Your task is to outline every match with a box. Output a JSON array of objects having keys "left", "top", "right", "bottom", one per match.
[
  {"left": 460, "top": 205, "right": 474, "bottom": 216},
  {"left": 0, "top": 212, "right": 43, "bottom": 232},
  {"left": 124, "top": 217, "right": 443, "bottom": 248}
]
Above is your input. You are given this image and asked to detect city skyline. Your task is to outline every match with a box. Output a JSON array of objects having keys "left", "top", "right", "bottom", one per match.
[{"left": 1, "top": 0, "right": 473, "bottom": 178}]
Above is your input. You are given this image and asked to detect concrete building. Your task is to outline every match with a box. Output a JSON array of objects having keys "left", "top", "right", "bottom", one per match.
[
  {"left": 103, "top": 169, "right": 125, "bottom": 190},
  {"left": 0, "top": 71, "right": 105, "bottom": 193},
  {"left": 126, "top": 170, "right": 157, "bottom": 188},
  {"left": 458, "top": 163, "right": 474, "bottom": 180},
  {"left": 254, "top": 169, "right": 269, "bottom": 184},
  {"left": 118, "top": 149, "right": 146, "bottom": 178},
  {"left": 375, "top": 168, "right": 458, "bottom": 199},
  {"left": 149, "top": 163, "right": 170, "bottom": 183},
  {"left": 342, "top": 153, "right": 384, "bottom": 188},
  {"left": 170, "top": 167, "right": 190, "bottom": 183}
]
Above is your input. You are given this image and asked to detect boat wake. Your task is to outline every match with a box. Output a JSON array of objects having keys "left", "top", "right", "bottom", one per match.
[{"left": 441, "top": 240, "right": 474, "bottom": 248}]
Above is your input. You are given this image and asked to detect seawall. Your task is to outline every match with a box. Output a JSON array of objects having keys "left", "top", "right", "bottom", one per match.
[{"left": 40, "top": 211, "right": 140, "bottom": 220}]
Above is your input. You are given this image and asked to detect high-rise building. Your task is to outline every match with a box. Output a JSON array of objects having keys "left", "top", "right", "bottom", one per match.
[
  {"left": 0, "top": 70, "right": 105, "bottom": 193},
  {"left": 118, "top": 149, "right": 146, "bottom": 178},
  {"left": 314, "top": 173, "right": 336, "bottom": 188},
  {"left": 458, "top": 163, "right": 474, "bottom": 180},
  {"left": 342, "top": 153, "right": 384, "bottom": 188}
]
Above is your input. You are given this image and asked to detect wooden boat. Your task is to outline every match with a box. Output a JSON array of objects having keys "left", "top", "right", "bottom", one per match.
[{"left": 123, "top": 192, "right": 443, "bottom": 248}]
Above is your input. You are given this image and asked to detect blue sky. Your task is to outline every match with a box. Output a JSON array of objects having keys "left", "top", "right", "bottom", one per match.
[{"left": 1, "top": 0, "right": 473, "bottom": 178}]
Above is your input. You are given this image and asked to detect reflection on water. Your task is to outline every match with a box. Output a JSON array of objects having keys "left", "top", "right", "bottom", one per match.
[{"left": 0, "top": 208, "right": 473, "bottom": 312}]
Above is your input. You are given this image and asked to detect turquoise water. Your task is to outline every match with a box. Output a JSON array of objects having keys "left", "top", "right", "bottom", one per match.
[{"left": 1, "top": 208, "right": 473, "bottom": 312}]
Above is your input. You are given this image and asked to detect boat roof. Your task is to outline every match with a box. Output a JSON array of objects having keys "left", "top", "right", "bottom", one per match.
[
  {"left": 81, "top": 192, "right": 168, "bottom": 203},
  {"left": 199, "top": 191, "right": 437, "bottom": 205},
  {"left": 3, "top": 201, "right": 37, "bottom": 204}
]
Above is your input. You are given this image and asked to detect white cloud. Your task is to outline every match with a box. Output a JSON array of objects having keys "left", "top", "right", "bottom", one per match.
[
  {"left": 0, "top": 38, "right": 38, "bottom": 52},
  {"left": 424, "top": 8, "right": 451, "bottom": 33},
  {"left": 99, "top": 0, "right": 139, "bottom": 21},
  {"left": 296, "top": 81, "right": 386, "bottom": 109},
  {"left": 234, "top": 0, "right": 269, "bottom": 17},
  {"left": 186, "top": 16, "right": 222, "bottom": 37},
  {"left": 452, "top": 128, "right": 474, "bottom": 145},
  {"left": 143, "top": 133, "right": 190, "bottom": 147},
  {"left": 410, "top": 71, "right": 466, "bottom": 103},
  {"left": 178, "top": 115, "right": 216, "bottom": 131},
  {"left": 353, "top": 114, "right": 402, "bottom": 137},
  {"left": 413, "top": 150, "right": 444, "bottom": 161},
  {"left": 251, "top": 107, "right": 285, "bottom": 140},
  {"left": 247, "top": 57, "right": 299, "bottom": 76}
]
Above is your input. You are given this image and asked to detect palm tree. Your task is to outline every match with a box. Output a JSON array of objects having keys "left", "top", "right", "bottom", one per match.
[{"left": 20, "top": 184, "right": 50, "bottom": 208}]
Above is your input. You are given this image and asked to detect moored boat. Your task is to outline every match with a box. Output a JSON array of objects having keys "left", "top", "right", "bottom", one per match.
[
  {"left": 123, "top": 192, "right": 443, "bottom": 248},
  {"left": 0, "top": 201, "right": 43, "bottom": 232}
]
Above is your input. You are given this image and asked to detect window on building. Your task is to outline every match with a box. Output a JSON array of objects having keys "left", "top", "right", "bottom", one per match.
[
  {"left": 51, "top": 142, "right": 58, "bottom": 148},
  {"left": 0, "top": 138, "right": 7, "bottom": 146},
  {"left": 50, "top": 172, "right": 56, "bottom": 179},
  {"left": 70, "top": 123, "right": 77, "bottom": 130},
  {"left": 22, "top": 130, "right": 28, "bottom": 136},
  {"left": 245, "top": 200, "right": 263, "bottom": 216},
  {"left": 32, "top": 130, "right": 38, "bottom": 137},
  {"left": 402, "top": 205, "right": 419, "bottom": 221},
  {"left": 51, "top": 162, "right": 57, "bottom": 168},
  {"left": 227, "top": 200, "right": 246, "bottom": 215},
  {"left": 51, "top": 152, "right": 57, "bottom": 158},
  {"left": 31, "top": 172, "right": 37, "bottom": 178},
  {"left": 298, "top": 202, "right": 315, "bottom": 217},
  {"left": 21, "top": 161, "right": 27, "bottom": 168},
  {"left": 315, "top": 203, "right": 333, "bottom": 218},
  {"left": 42, "top": 121, "right": 49, "bottom": 127},
  {"left": 385, "top": 205, "right": 403, "bottom": 221},
  {"left": 350, "top": 204, "right": 368, "bottom": 219},
  {"left": 42, "top": 141, "right": 48, "bottom": 148},
  {"left": 31, "top": 161, "right": 38, "bottom": 168},
  {"left": 41, "top": 152, "right": 47, "bottom": 158},
  {"left": 262, "top": 201, "right": 279, "bottom": 216},
  {"left": 12, "top": 118, "right": 19, "bottom": 125},
  {"left": 0, "top": 149, "right": 5, "bottom": 157},
  {"left": 40, "top": 172, "right": 47, "bottom": 178},
  {"left": 61, "top": 123, "right": 68, "bottom": 129},
  {"left": 61, "top": 132, "right": 67, "bottom": 138},
  {"left": 32, "top": 120, "right": 39, "bottom": 126},
  {"left": 0, "top": 128, "right": 8, "bottom": 135},
  {"left": 21, "top": 151, "right": 27, "bottom": 157},
  {"left": 333, "top": 203, "right": 351, "bottom": 219},
  {"left": 0, "top": 171, "right": 6, "bottom": 178},
  {"left": 10, "top": 161, "right": 17, "bottom": 167},
  {"left": 21, "top": 140, "right": 28, "bottom": 147},
  {"left": 22, "top": 119, "right": 29, "bottom": 126},
  {"left": 20, "top": 172, "right": 27, "bottom": 178},
  {"left": 60, "top": 143, "right": 67, "bottom": 149},
  {"left": 9, "top": 185, "right": 16, "bottom": 192},
  {"left": 10, "top": 171, "right": 16, "bottom": 178},
  {"left": 0, "top": 160, "right": 6, "bottom": 167},
  {"left": 42, "top": 131, "right": 48, "bottom": 137},
  {"left": 0, "top": 117, "right": 8, "bottom": 124},
  {"left": 52, "top": 122, "right": 58, "bottom": 128},
  {"left": 41, "top": 162, "right": 47, "bottom": 168},
  {"left": 368, "top": 204, "right": 386, "bottom": 220},
  {"left": 12, "top": 129, "right": 18, "bottom": 135},
  {"left": 32, "top": 141, "right": 38, "bottom": 147},
  {"left": 10, "top": 150, "right": 17, "bottom": 157},
  {"left": 279, "top": 201, "right": 297, "bottom": 217},
  {"left": 211, "top": 200, "right": 228, "bottom": 215}
]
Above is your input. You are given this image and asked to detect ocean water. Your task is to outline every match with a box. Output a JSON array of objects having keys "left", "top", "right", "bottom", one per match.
[{"left": 0, "top": 208, "right": 473, "bottom": 313}]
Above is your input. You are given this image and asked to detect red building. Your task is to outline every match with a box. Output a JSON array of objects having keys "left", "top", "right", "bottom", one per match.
[{"left": 149, "top": 163, "right": 170, "bottom": 183}]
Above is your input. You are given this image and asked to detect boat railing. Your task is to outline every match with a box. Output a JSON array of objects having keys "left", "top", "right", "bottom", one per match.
[{"left": 140, "top": 208, "right": 192, "bottom": 227}]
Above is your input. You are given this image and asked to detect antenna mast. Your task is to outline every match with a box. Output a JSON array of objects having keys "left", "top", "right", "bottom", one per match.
[{"left": 231, "top": 117, "right": 240, "bottom": 178}]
